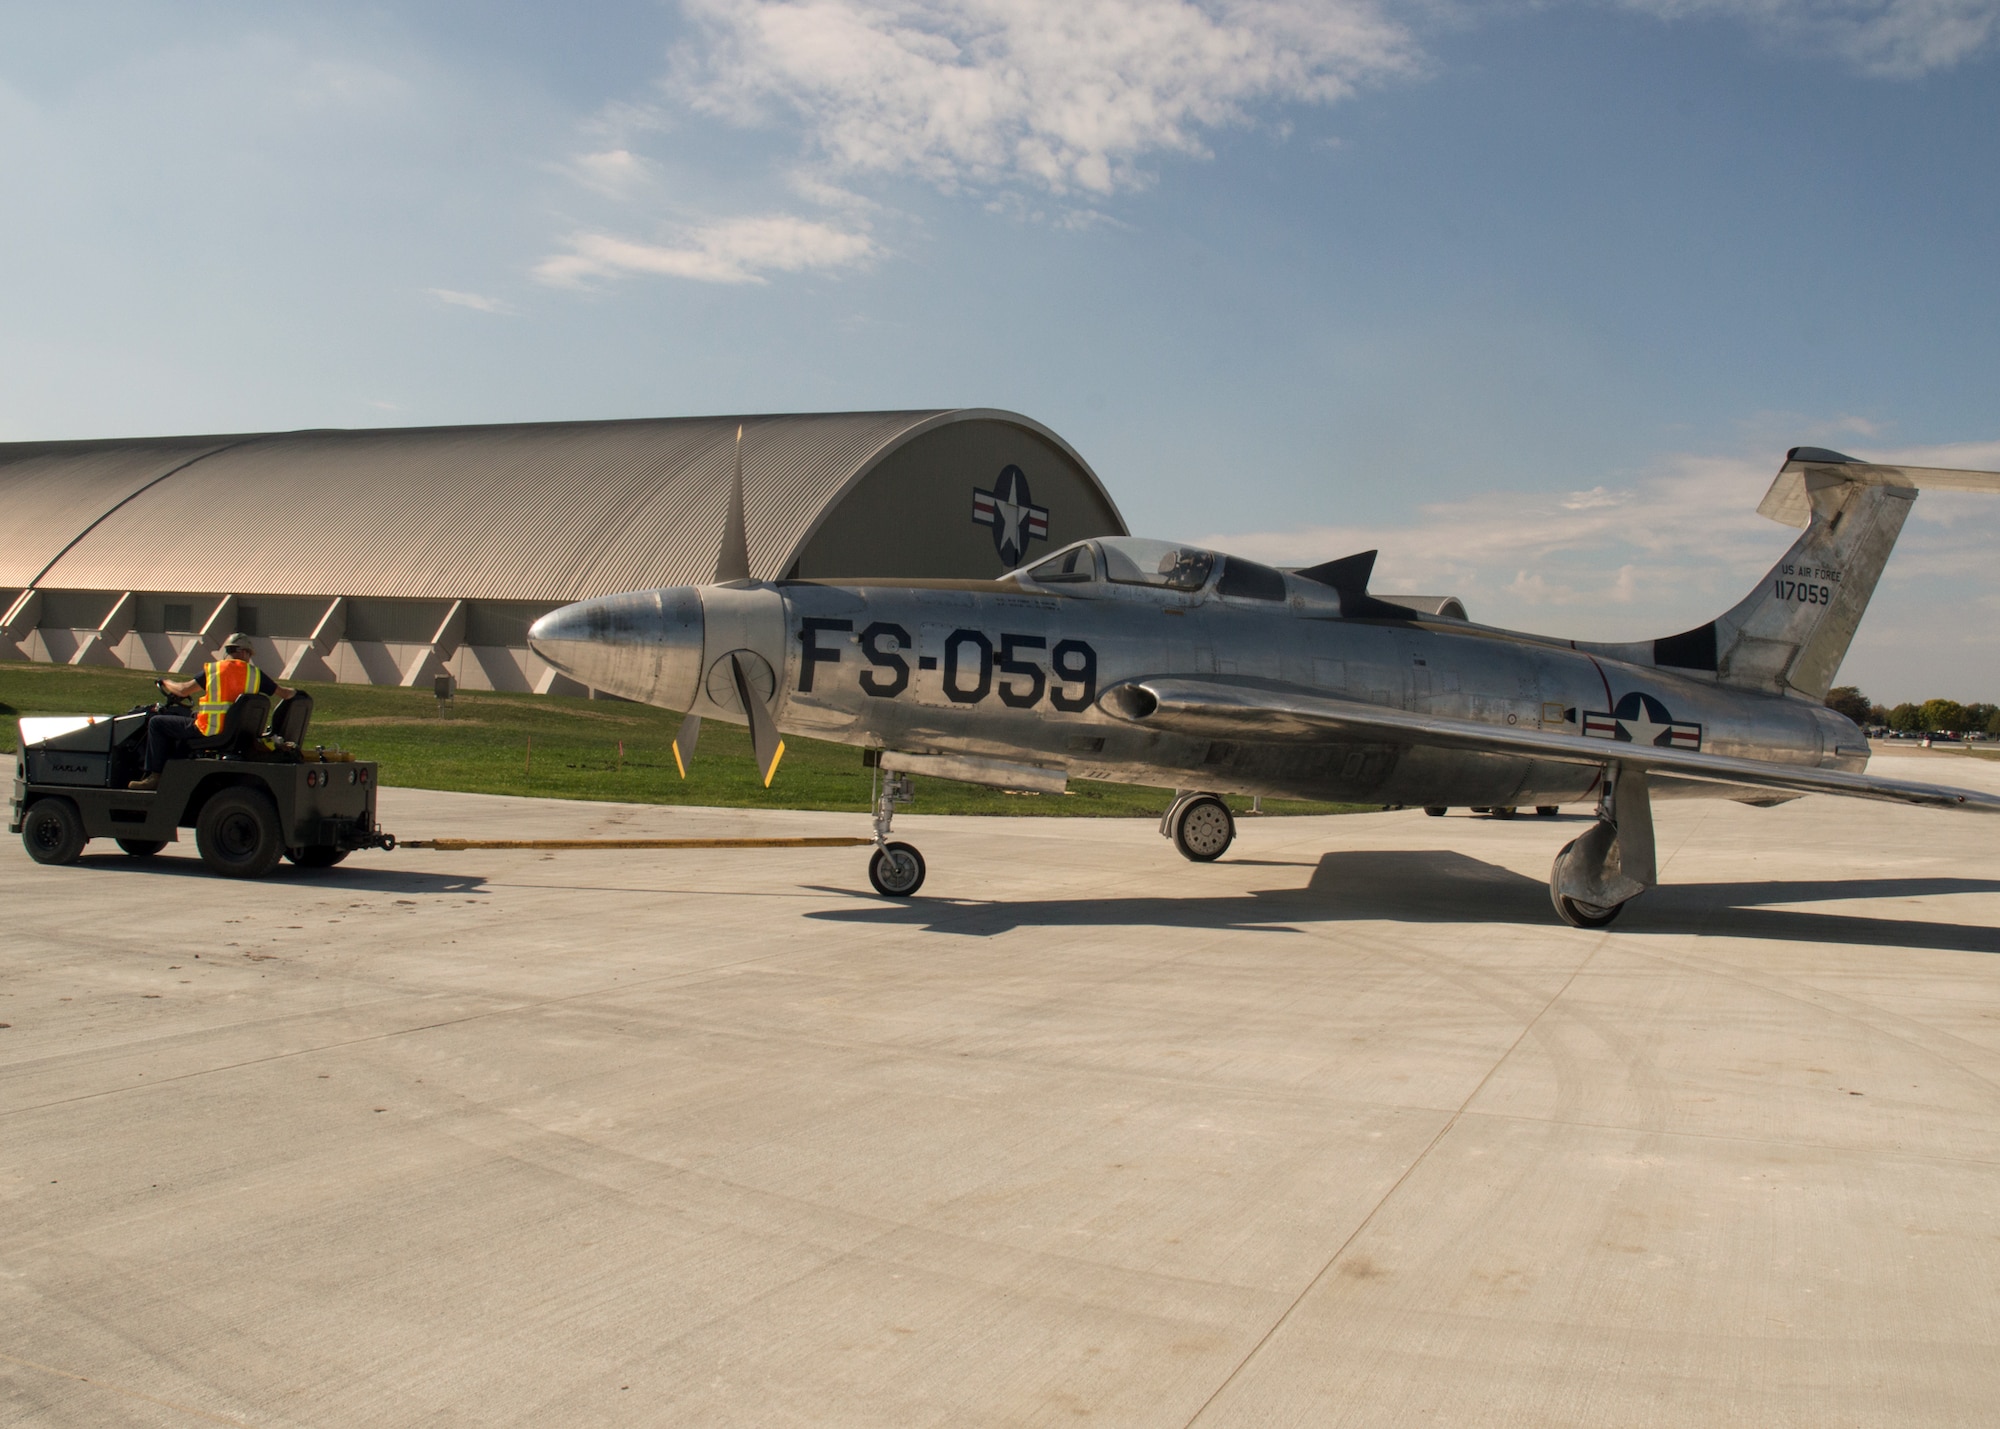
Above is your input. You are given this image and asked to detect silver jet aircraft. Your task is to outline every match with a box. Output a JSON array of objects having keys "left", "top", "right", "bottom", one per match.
[{"left": 528, "top": 443, "right": 2000, "bottom": 925}]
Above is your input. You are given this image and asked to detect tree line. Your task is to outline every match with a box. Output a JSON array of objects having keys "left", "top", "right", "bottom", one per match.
[{"left": 1824, "top": 687, "right": 1999, "bottom": 736}]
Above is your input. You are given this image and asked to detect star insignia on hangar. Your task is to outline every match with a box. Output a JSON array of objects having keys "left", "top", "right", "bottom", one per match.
[{"left": 971, "top": 465, "right": 1049, "bottom": 567}]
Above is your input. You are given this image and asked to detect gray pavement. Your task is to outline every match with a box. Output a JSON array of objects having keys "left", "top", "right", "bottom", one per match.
[{"left": 4, "top": 755, "right": 1999, "bottom": 1427}]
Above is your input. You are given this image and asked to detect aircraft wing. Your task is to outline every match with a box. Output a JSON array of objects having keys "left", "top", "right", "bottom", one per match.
[{"left": 1100, "top": 678, "right": 2000, "bottom": 814}]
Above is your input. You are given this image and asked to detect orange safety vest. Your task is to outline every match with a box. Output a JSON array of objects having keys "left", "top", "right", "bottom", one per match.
[{"left": 197, "top": 658, "right": 261, "bottom": 735}]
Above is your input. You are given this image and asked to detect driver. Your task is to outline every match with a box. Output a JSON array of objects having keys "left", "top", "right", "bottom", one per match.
[{"left": 129, "top": 634, "right": 294, "bottom": 790}]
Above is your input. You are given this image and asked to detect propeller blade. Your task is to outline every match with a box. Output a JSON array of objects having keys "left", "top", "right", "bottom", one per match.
[
  {"left": 671, "top": 711, "right": 701, "bottom": 779},
  {"left": 729, "top": 651, "right": 785, "bottom": 787},
  {"left": 714, "top": 423, "right": 751, "bottom": 583}
]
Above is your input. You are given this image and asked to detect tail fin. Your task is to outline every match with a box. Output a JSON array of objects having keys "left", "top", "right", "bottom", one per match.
[{"left": 1650, "top": 448, "right": 2000, "bottom": 700}]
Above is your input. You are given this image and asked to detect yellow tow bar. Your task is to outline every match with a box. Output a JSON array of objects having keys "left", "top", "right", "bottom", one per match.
[{"left": 401, "top": 837, "right": 873, "bottom": 851}]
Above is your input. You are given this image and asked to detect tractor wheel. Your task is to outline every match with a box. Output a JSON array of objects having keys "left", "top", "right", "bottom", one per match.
[
  {"left": 196, "top": 788, "right": 284, "bottom": 879},
  {"left": 22, "top": 799, "right": 86, "bottom": 866},
  {"left": 116, "top": 839, "right": 167, "bottom": 857}
]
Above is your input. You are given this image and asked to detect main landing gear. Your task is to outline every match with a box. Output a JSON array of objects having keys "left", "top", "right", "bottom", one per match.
[
  {"left": 1548, "top": 768, "right": 1655, "bottom": 929},
  {"left": 1162, "top": 792, "right": 1235, "bottom": 862},
  {"left": 867, "top": 768, "right": 925, "bottom": 897}
]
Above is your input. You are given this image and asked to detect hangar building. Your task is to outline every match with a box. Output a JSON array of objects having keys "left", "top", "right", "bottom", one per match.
[{"left": 0, "top": 409, "right": 1125, "bottom": 694}]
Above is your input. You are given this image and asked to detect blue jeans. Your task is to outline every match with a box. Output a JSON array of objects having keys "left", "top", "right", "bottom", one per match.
[{"left": 145, "top": 712, "right": 197, "bottom": 774}]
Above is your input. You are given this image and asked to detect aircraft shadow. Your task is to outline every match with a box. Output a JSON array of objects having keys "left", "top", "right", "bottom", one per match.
[
  {"left": 68, "top": 851, "right": 488, "bottom": 895},
  {"left": 807, "top": 849, "right": 2000, "bottom": 952}
]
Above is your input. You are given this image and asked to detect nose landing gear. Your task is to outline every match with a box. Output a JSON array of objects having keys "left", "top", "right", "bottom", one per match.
[{"left": 867, "top": 768, "right": 924, "bottom": 896}]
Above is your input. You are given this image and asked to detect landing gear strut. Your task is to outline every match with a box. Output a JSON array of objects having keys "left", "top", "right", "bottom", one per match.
[
  {"left": 867, "top": 768, "right": 924, "bottom": 896},
  {"left": 1549, "top": 767, "right": 1655, "bottom": 929}
]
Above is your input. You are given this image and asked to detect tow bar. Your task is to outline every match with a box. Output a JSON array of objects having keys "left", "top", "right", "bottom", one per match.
[{"left": 399, "top": 836, "right": 871, "bottom": 851}]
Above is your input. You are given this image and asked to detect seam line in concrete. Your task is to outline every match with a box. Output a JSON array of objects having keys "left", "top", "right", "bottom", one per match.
[
  {"left": 1179, "top": 936, "right": 1609, "bottom": 1428},
  {"left": 0, "top": 1349, "right": 255, "bottom": 1427}
]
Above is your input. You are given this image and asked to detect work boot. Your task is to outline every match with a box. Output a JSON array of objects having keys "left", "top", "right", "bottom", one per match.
[{"left": 128, "top": 773, "right": 162, "bottom": 791}]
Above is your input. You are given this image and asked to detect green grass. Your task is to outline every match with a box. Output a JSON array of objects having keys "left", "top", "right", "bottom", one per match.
[{"left": 0, "top": 661, "right": 1372, "bottom": 819}]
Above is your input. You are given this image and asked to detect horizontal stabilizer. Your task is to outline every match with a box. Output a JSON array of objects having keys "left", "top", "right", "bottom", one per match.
[
  {"left": 1759, "top": 447, "right": 2000, "bottom": 528},
  {"left": 1099, "top": 676, "right": 2000, "bottom": 815}
]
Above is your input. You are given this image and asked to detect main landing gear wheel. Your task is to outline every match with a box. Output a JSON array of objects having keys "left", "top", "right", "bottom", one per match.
[
  {"left": 21, "top": 798, "right": 86, "bottom": 866},
  {"left": 1535, "top": 806, "right": 1560, "bottom": 817},
  {"left": 1171, "top": 795, "right": 1235, "bottom": 862},
  {"left": 116, "top": 838, "right": 167, "bottom": 857},
  {"left": 197, "top": 787, "right": 284, "bottom": 879},
  {"left": 869, "top": 841, "right": 926, "bottom": 897},
  {"left": 1423, "top": 806, "right": 1447, "bottom": 817},
  {"left": 1548, "top": 837, "right": 1626, "bottom": 928}
]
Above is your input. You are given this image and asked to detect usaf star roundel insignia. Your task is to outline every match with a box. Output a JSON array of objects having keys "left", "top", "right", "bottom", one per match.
[
  {"left": 972, "top": 465, "right": 1050, "bottom": 567},
  {"left": 1582, "top": 691, "right": 1703, "bottom": 750}
]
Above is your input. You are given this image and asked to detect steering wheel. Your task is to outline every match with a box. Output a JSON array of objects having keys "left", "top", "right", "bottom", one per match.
[{"left": 155, "top": 677, "right": 192, "bottom": 711}]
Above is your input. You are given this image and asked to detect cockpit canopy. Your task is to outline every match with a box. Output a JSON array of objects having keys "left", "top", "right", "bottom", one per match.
[{"left": 1024, "top": 538, "right": 1289, "bottom": 601}]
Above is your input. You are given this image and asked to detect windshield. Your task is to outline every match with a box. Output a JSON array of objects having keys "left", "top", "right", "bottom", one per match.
[
  {"left": 1100, "top": 538, "right": 1216, "bottom": 593},
  {"left": 1029, "top": 541, "right": 1098, "bottom": 583}
]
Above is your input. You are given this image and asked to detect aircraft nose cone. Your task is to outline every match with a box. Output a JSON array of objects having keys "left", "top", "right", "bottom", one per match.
[{"left": 528, "top": 588, "right": 705, "bottom": 707}]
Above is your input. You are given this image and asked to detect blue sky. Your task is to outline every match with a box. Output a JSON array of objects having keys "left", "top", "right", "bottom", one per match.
[{"left": 2, "top": 0, "right": 1995, "bottom": 699}]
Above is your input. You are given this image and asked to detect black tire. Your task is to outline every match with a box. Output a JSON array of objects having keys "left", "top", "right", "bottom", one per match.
[
  {"left": 1548, "top": 837, "right": 1625, "bottom": 928},
  {"left": 196, "top": 787, "right": 284, "bottom": 879},
  {"left": 1553, "top": 893, "right": 1624, "bottom": 929},
  {"left": 1423, "top": 806, "right": 1447, "bottom": 817},
  {"left": 286, "top": 845, "right": 349, "bottom": 868},
  {"left": 1535, "top": 806, "right": 1559, "bottom": 817},
  {"left": 869, "top": 841, "right": 926, "bottom": 897},
  {"left": 1172, "top": 795, "right": 1235, "bottom": 862},
  {"left": 1491, "top": 806, "right": 1519, "bottom": 820},
  {"left": 21, "top": 798, "right": 86, "bottom": 866},
  {"left": 116, "top": 838, "right": 167, "bottom": 858}
]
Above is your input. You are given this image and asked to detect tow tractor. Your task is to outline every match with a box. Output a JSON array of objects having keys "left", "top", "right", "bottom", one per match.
[{"left": 11, "top": 683, "right": 393, "bottom": 877}]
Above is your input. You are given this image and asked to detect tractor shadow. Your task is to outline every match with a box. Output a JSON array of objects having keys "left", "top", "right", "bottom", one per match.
[
  {"left": 71, "top": 849, "right": 488, "bottom": 895},
  {"left": 808, "top": 848, "right": 2000, "bottom": 953}
]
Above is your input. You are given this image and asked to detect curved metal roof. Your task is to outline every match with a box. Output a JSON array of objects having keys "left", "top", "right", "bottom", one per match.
[{"left": 3, "top": 410, "right": 1119, "bottom": 603}]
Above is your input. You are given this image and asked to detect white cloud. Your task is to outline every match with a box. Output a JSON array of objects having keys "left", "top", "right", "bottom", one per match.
[
  {"left": 567, "top": 147, "right": 655, "bottom": 198},
  {"left": 535, "top": 214, "right": 878, "bottom": 285},
  {"left": 1201, "top": 437, "right": 2000, "bottom": 644},
  {"left": 426, "top": 287, "right": 513, "bottom": 313},
  {"left": 672, "top": 0, "right": 1418, "bottom": 196},
  {"left": 1610, "top": 0, "right": 2000, "bottom": 76}
]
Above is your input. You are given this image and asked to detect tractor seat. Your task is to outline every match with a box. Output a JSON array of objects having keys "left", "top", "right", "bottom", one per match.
[
  {"left": 183, "top": 692, "right": 271, "bottom": 759},
  {"left": 269, "top": 690, "right": 314, "bottom": 749}
]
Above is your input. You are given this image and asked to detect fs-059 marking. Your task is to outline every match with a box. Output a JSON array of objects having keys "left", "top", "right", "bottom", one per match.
[{"left": 798, "top": 619, "right": 1097, "bottom": 711}]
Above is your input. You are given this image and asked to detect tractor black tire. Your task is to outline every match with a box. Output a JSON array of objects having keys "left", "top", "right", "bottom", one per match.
[
  {"left": 287, "top": 846, "right": 349, "bottom": 868},
  {"left": 22, "top": 798, "right": 86, "bottom": 866},
  {"left": 1171, "top": 795, "right": 1235, "bottom": 862},
  {"left": 196, "top": 788, "right": 284, "bottom": 879},
  {"left": 1535, "top": 806, "right": 1560, "bottom": 817},
  {"left": 1423, "top": 806, "right": 1447, "bottom": 817},
  {"left": 116, "top": 838, "right": 167, "bottom": 857},
  {"left": 869, "top": 841, "right": 926, "bottom": 897}
]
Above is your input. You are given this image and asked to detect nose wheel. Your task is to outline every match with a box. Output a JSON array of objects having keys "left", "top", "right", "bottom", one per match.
[{"left": 869, "top": 842, "right": 926, "bottom": 897}]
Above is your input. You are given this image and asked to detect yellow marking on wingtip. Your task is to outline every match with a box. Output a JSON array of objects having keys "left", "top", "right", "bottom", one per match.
[{"left": 762, "top": 740, "right": 785, "bottom": 788}]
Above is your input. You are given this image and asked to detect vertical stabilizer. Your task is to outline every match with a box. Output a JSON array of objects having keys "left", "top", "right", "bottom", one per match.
[{"left": 1696, "top": 448, "right": 2000, "bottom": 700}]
